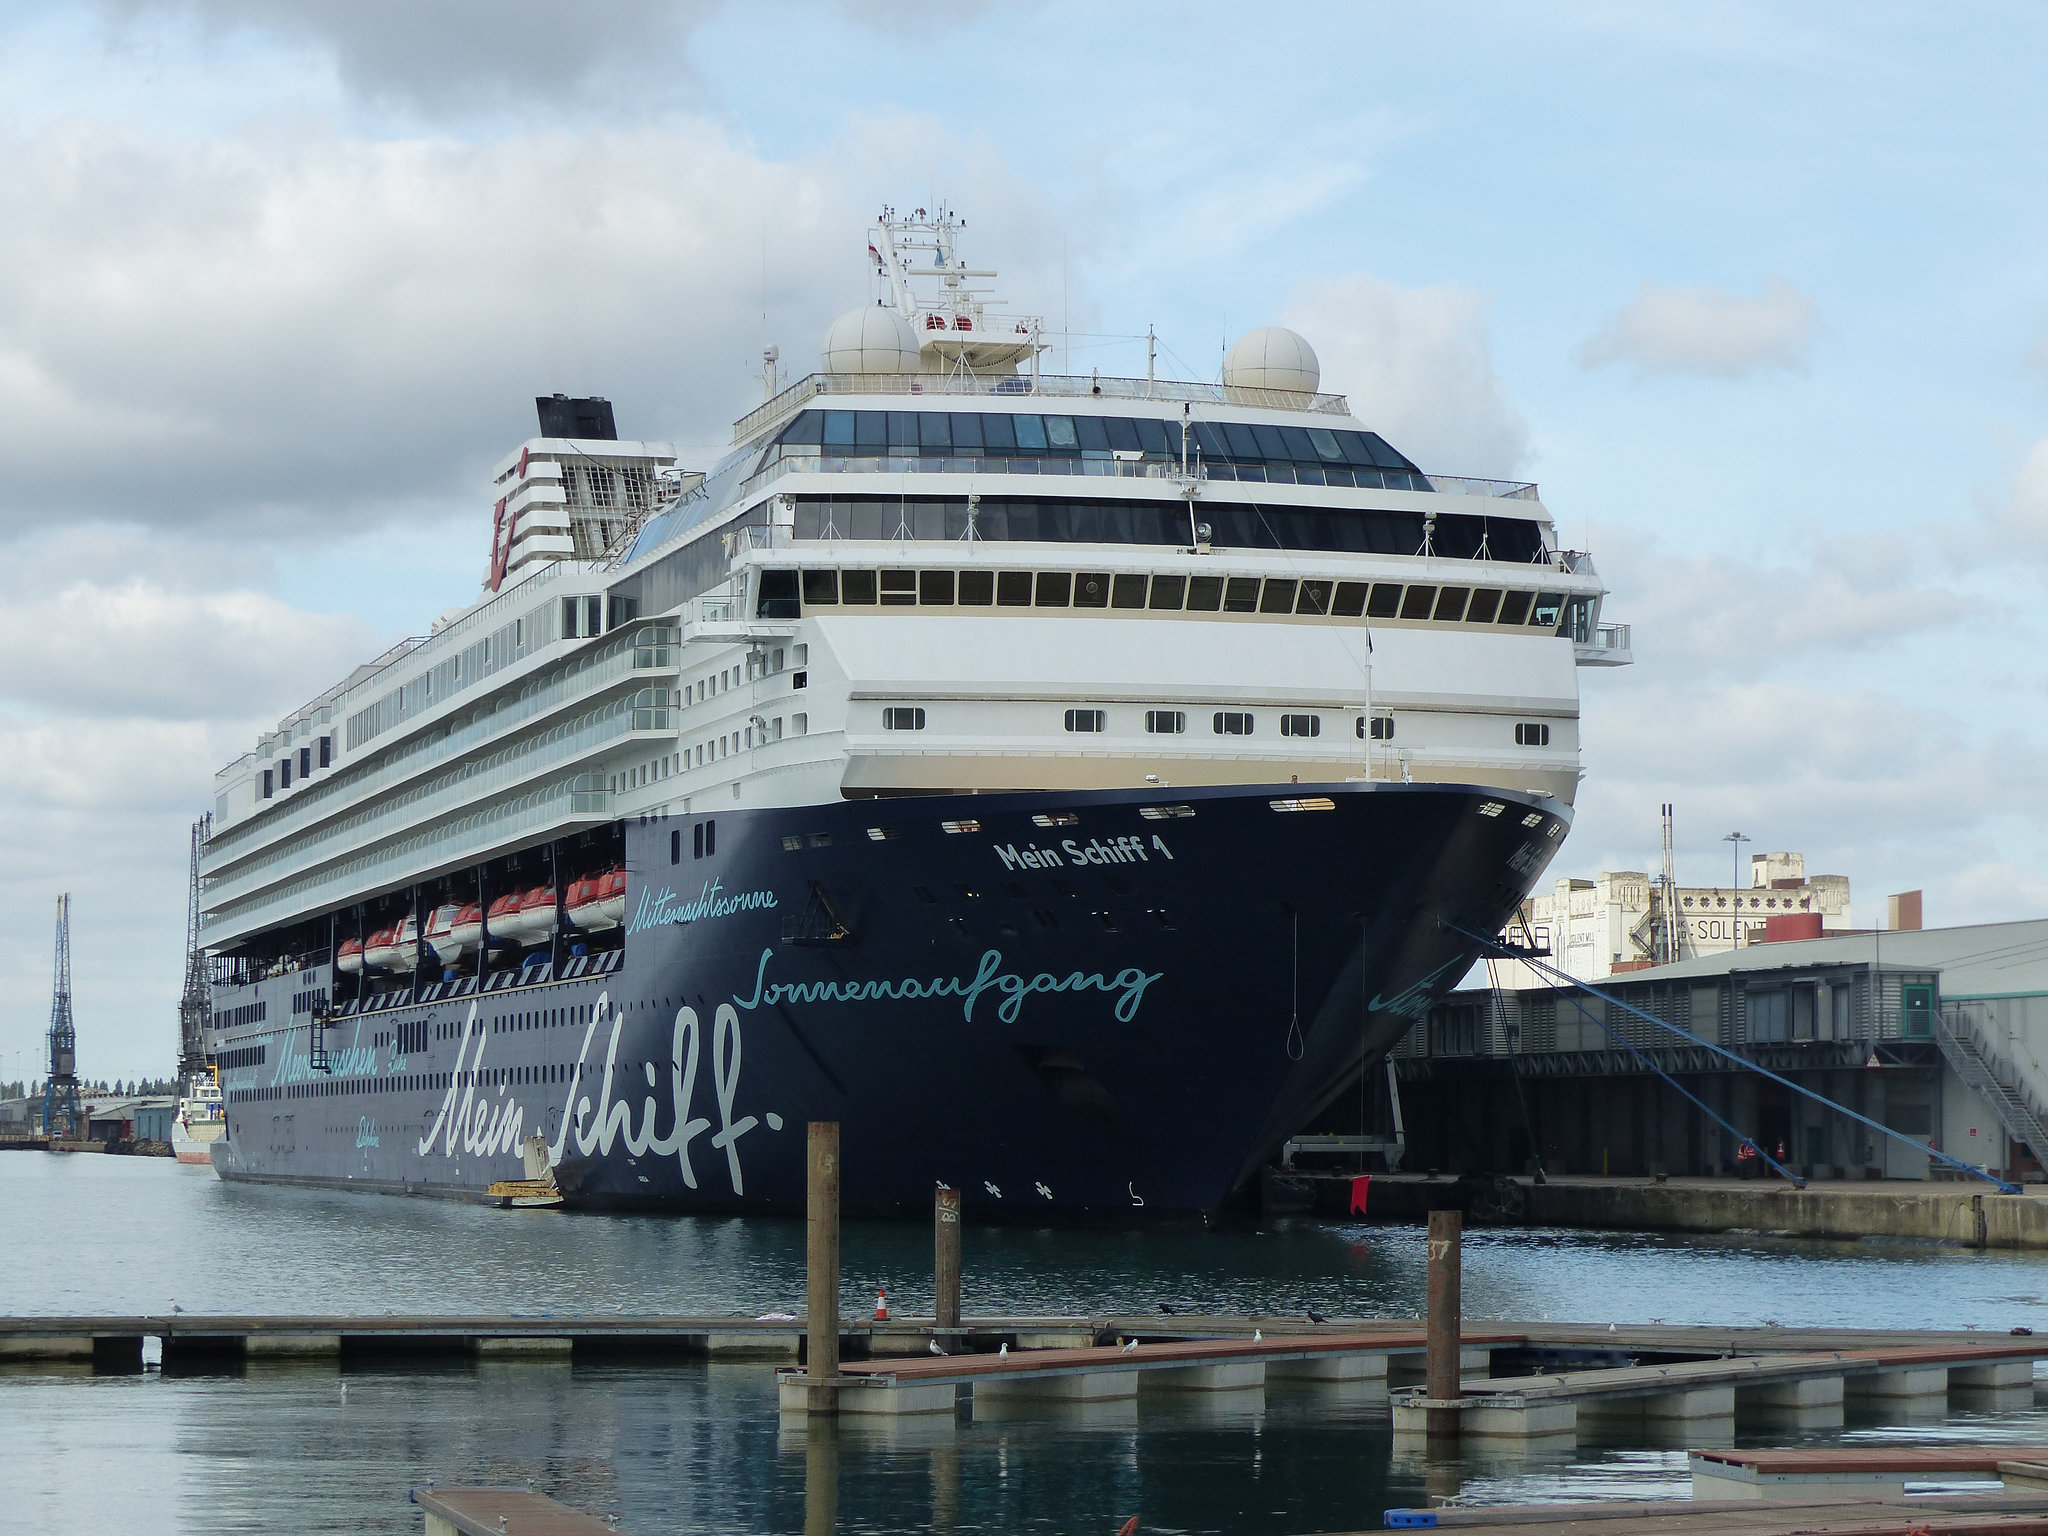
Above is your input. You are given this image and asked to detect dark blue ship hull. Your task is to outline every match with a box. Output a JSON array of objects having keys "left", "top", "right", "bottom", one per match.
[{"left": 209, "top": 781, "right": 1566, "bottom": 1217}]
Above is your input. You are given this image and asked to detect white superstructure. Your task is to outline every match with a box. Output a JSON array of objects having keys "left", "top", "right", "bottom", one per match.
[{"left": 199, "top": 210, "right": 1629, "bottom": 965}]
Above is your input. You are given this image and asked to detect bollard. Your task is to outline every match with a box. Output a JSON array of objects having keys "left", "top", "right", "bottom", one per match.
[
  {"left": 807, "top": 1122, "right": 841, "bottom": 1385},
  {"left": 1425, "top": 1206, "right": 1462, "bottom": 1437},
  {"left": 935, "top": 1186, "right": 963, "bottom": 1330}
]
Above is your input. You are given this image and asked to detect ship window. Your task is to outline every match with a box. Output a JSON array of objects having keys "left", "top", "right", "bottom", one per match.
[
  {"left": 1035, "top": 572, "right": 1071, "bottom": 607},
  {"left": 757, "top": 569, "right": 800, "bottom": 619},
  {"left": 1295, "top": 580, "right": 1331, "bottom": 616},
  {"left": 1222, "top": 577, "right": 1260, "bottom": 613},
  {"left": 1104, "top": 417, "right": 1140, "bottom": 453},
  {"left": 884, "top": 707, "right": 927, "bottom": 731},
  {"left": 1365, "top": 715, "right": 1395, "bottom": 740},
  {"left": 1466, "top": 588, "right": 1502, "bottom": 624},
  {"left": 856, "top": 411, "right": 887, "bottom": 449},
  {"left": 1045, "top": 416, "right": 1079, "bottom": 451},
  {"left": 919, "top": 569, "right": 955, "bottom": 605},
  {"left": 793, "top": 713, "right": 807, "bottom": 734},
  {"left": 1222, "top": 421, "right": 1259, "bottom": 459},
  {"left": 1433, "top": 587, "right": 1470, "bottom": 623},
  {"left": 1186, "top": 575, "right": 1224, "bottom": 612},
  {"left": 1145, "top": 710, "right": 1186, "bottom": 735},
  {"left": 1531, "top": 592, "right": 1566, "bottom": 629},
  {"left": 980, "top": 413, "right": 1017, "bottom": 452},
  {"left": 279, "top": 758, "right": 292, "bottom": 789},
  {"left": 1135, "top": 418, "right": 1173, "bottom": 456},
  {"left": 1064, "top": 708, "right": 1106, "bottom": 733},
  {"left": 951, "top": 413, "right": 983, "bottom": 451},
  {"left": 1074, "top": 572, "right": 1110, "bottom": 608},
  {"left": 1327, "top": 581, "right": 1368, "bottom": 618},
  {"left": 671, "top": 829, "right": 681, "bottom": 864},
  {"left": 693, "top": 822, "right": 704, "bottom": 859},
  {"left": 802, "top": 570, "right": 839, "bottom": 606},
  {"left": 1308, "top": 427, "right": 1345, "bottom": 462},
  {"left": 1108, "top": 574, "right": 1147, "bottom": 608},
  {"left": 958, "top": 570, "right": 994, "bottom": 605},
  {"left": 841, "top": 570, "right": 878, "bottom": 605},
  {"left": 1012, "top": 415, "right": 1047, "bottom": 451},
  {"left": 779, "top": 410, "right": 823, "bottom": 447},
  {"left": 1074, "top": 415, "right": 1110, "bottom": 453},
  {"left": 1148, "top": 574, "right": 1185, "bottom": 609},
  {"left": 1399, "top": 586, "right": 1437, "bottom": 620},
  {"left": 1365, "top": 583, "right": 1402, "bottom": 619},
  {"left": 1250, "top": 423, "right": 1288, "bottom": 460},
  {"left": 1259, "top": 579, "right": 1297, "bottom": 614},
  {"left": 996, "top": 571, "right": 1033, "bottom": 606},
  {"left": 880, "top": 569, "right": 916, "bottom": 606},
  {"left": 261, "top": 769, "right": 274, "bottom": 798},
  {"left": 917, "top": 413, "right": 951, "bottom": 450},
  {"left": 823, "top": 411, "right": 856, "bottom": 447},
  {"left": 1498, "top": 590, "right": 1533, "bottom": 624},
  {"left": 1280, "top": 714, "right": 1321, "bottom": 738},
  {"left": 1213, "top": 711, "right": 1254, "bottom": 736},
  {"left": 1515, "top": 722, "right": 1551, "bottom": 747}
]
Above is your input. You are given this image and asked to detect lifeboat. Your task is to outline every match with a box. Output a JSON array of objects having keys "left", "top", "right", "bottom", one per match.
[
  {"left": 336, "top": 937, "right": 364, "bottom": 976},
  {"left": 448, "top": 902, "right": 483, "bottom": 956},
  {"left": 363, "top": 924, "right": 400, "bottom": 973},
  {"left": 564, "top": 874, "right": 603, "bottom": 931},
  {"left": 594, "top": 867, "right": 627, "bottom": 928},
  {"left": 512, "top": 884, "right": 557, "bottom": 943},
  {"left": 423, "top": 903, "right": 469, "bottom": 965},
  {"left": 387, "top": 914, "right": 420, "bottom": 973},
  {"left": 485, "top": 892, "right": 524, "bottom": 946}
]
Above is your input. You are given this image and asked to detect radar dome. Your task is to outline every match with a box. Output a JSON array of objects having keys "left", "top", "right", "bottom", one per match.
[
  {"left": 1222, "top": 326, "right": 1321, "bottom": 395},
  {"left": 821, "top": 304, "right": 921, "bottom": 374}
]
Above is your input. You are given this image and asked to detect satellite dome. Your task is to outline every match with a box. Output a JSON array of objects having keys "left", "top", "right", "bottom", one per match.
[
  {"left": 821, "top": 304, "right": 921, "bottom": 375},
  {"left": 1222, "top": 326, "right": 1321, "bottom": 395}
]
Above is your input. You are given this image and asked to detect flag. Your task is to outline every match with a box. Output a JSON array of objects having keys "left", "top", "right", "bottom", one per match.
[{"left": 1350, "top": 1174, "right": 1371, "bottom": 1216}]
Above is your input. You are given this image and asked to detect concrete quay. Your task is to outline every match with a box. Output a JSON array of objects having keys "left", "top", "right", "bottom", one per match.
[{"left": 1357, "top": 1172, "right": 2048, "bottom": 1248}]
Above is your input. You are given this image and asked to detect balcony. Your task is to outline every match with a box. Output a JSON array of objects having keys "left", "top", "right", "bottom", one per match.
[{"left": 1576, "top": 622, "right": 1633, "bottom": 667}]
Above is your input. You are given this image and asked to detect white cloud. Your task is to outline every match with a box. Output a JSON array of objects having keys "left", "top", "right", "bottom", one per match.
[
  {"left": 1280, "top": 275, "right": 1529, "bottom": 478},
  {"left": 1975, "top": 438, "right": 2048, "bottom": 560},
  {"left": 1579, "top": 276, "right": 1818, "bottom": 378}
]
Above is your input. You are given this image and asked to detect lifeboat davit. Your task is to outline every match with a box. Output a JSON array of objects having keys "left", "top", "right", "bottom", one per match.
[
  {"left": 423, "top": 903, "right": 471, "bottom": 965},
  {"left": 336, "top": 937, "right": 365, "bottom": 976},
  {"left": 363, "top": 924, "right": 401, "bottom": 973}
]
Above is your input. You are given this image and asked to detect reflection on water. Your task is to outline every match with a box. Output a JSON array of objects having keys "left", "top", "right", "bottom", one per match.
[{"left": 12, "top": 1157, "right": 2048, "bottom": 1533}]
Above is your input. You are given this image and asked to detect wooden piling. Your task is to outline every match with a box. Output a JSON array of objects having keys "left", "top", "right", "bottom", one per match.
[
  {"left": 803, "top": 1414, "right": 838, "bottom": 1536},
  {"left": 807, "top": 1122, "right": 840, "bottom": 1384},
  {"left": 1426, "top": 1206, "right": 1463, "bottom": 1437},
  {"left": 935, "top": 1185, "right": 962, "bottom": 1330}
]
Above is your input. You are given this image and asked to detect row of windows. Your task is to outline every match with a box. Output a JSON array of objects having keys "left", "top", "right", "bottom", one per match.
[
  {"left": 772, "top": 409, "right": 1422, "bottom": 477},
  {"left": 761, "top": 565, "right": 1572, "bottom": 631},
  {"left": 262, "top": 735, "right": 335, "bottom": 799},
  {"left": 212, "top": 1001, "right": 268, "bottom": 1030},
  {"left": 790, "top": 496, "right": 1546, "bottom": 564},
  {"left": 879, "top": 707, "right": 1553, "bottom": 744},
  {"left": 214, "top": 1044, "right": 267, "bottom": 1070}
]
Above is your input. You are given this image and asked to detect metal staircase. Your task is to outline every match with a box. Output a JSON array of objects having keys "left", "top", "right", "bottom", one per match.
[{"left": 1937, "top": 1004, "right": 2048, "bottom": 1169}]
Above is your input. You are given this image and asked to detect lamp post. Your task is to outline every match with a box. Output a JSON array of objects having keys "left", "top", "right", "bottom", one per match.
[{"left": 1723, "top": 831, "right": 1751, "bottom": 952}]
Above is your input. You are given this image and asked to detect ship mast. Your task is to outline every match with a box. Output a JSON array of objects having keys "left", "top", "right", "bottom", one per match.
[
  {"left": 177, "top": 815, "right": 213, "bottom": 1085},
  {"left": 44, "top": 893, "right": 82, "bottom": 1141}
]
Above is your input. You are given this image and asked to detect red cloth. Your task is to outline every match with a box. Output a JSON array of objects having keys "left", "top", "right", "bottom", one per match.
[{"left": 1350, "top": 1174, "right": 1371, "bottom": 1215}]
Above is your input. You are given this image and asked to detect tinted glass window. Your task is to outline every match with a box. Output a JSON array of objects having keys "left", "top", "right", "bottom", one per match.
[
  {"left": 1194, "top": 422, "right": 1230, "bottom": 460},
  {"left": 841, "top": 570, "right": 878, "bottom": 604},
  {"left": 853, "top": 411, "right": 885, "bottom": 448},
  {"left": 1149, "top": 574, "right": 1186, "bottom": 609},
  {"left": 1335, "top": 431, "right": 1377, "bottom": 467},
  {"left": 1466, "top": 589, "right": 1502, "bottom": 624},
  {"left": 1045, "top": 417, "right": 1079, "bottom": 451},
  {"left": 1400, "top": 586, "right": 1436, "bottom": 619},
  {"left": 982, "top": 413, "right": 1017, "bottom": 452},
  {"left": 1074, "top": 572, "right": 1111, "bottom": 608},
  {"left": 1035, "top": 571, "right": 1071, "bottom": 606},
  {"left": 802, "top": 569, "right": 839, "bottom": 605},
  {"left": 1187, "top": 575, "right": 1224, "bottom": 611},
  {"left": 958, "top": 570, "right": 994, "bottom": 605},
  {"left": 951, "top": 412, "right": 983, "bottom": 451},
  {"left": 781, "top": 410, "right": 823, "bottom": 447},
  {"left": 823, "top": 410, "right": 856, "bottom": 447},
  {"left": 1013, "top": 415, "right": 1047, "bottom": 451},
  {"left": 1332, "top": 581, "right": 1368, "bottom": 617},
  {"left": 1278, "top": 426, "right": 1318, "bottom": 463},
  {"left": 1259, "top": 579, "right": 1296, "bottom": 614},
  {"left": 996, "top": 571, "right": 1033, "bottom": 606},
  {"left": 1307, "top": 427, "right": 1344, "bottom": 462},
  {"left": 1104, "top": 417, "right": 1140, "bottom": 453},
  {"left": 1296, "top": 580, "right": 1331, "bottom": 616},
  {"left": 1223, "top": 577, "right": 1260, "bottom": 613},
  {"left": 918, "top": 413, "right": 951, "bottom": 449},
  {"left": 888, "top": 411, "right": 918, "bottom": 449},
  {"left": 1074, "top": 415, "right": 1110, "bottom": 452},
  {"left": 920, "top": 569, "right": 955, "bottom": 604},
  {"left": 1433, "top": 587, "right": 1470, "bottom": 622},
  {"left": 1251, "top": 424, "right": 1289, "bottom": 461},
  {"left": 1366, "top": 584, "right": 1402, "bottom": 618},
  {"left": 1223, "top": 422, "right": 1260, "bottom": 459},
  {"left": 1111, "top": 574, "right": 1147, "bottom": 608},
  {"left": 1498, "top": 591, "right": 1533, "bottom": 625},
  {"left": 1135, "top": 418, "right": 1172, "bottom": 456}
]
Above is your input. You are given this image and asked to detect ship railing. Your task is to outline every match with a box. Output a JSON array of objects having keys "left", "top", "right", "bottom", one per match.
[
  {"left": 733, "top": 371, "right": 1355, "bottom": 443},
  {"left": 203, "top": 631, "right": 669, "bottom": 873},
  {"left": 1586, "top": 621, "right": 1630, "bottom": 653},
  {"left": 202, "top": 776, "right": 615, "bottom": 948},
  {"left": 739, "top": 450, "right": 1535, "bottom": 502},
  {"left": 202, "top": 701, "right": 649, "bottom": 909}
]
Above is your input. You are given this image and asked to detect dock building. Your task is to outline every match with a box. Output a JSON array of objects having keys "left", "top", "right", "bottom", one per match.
[{"left": 1381, "top": 918, "right": 2048, "bottom": 1183}]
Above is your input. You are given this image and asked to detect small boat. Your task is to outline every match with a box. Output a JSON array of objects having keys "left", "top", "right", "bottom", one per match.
[
  {"left": 448, "top": 902, "right": 483, "bottom": 955},
  {"left": 515, "top": 884, "right": 557, "bottom": 943},
  {"left": 386, "top": 914, "right": 420, "bottom": 973},
  {"left": 593, "top": 868, "right": 627, "bottom": 928},
  {"left": 423, "top": 902, "right": 471, "bottom": 964},
  {"left": 484, "top": 892, "right": 524, "bottom": 946},
  {"left": 564, "top": 874, "right": 605, "bottom": 931},
  {"left": 362, "top": 924, "right": 401, "bottom": 972},
  {"left": 336, "top": 937, "right": 364, "bottom": 975}
]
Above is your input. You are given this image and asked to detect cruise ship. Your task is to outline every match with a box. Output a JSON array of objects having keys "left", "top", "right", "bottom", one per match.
[{"left": 196, "top": 209, "right": 1630, "bottom": 1217}]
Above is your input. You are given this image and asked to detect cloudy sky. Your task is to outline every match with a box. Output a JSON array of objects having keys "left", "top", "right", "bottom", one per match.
[{"left": 3, "top": 1, "right": 2046, "bottom": 1081}]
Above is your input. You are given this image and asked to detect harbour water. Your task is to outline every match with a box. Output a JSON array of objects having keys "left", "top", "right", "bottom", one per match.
[{"left": 15, "top": 1156, "right": 2048, "bottom": 1534}]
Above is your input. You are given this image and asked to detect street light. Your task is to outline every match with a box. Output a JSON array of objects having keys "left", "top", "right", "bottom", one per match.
[{"left": 1723, "top": 831, "right": 1751, "bottom": 950}]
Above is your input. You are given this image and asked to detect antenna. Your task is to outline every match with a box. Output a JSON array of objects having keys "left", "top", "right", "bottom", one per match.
[
  {"left": 1659, "top": 803, "right": 1679, "bottom": 964},
  {"left": 44, "top": 893, "right": 82, "bottom": 1141},
  {"left": 177, "top": 815, "right": 213, "bottom": 1088}
]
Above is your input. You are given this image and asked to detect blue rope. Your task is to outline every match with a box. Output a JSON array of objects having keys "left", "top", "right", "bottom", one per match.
[{"left": 1444, "top": 920, "right": 2023, "bottom": 1195}]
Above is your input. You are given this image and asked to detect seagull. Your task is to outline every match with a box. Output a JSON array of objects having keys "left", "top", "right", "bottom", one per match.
[
  {"left": 1120, "top": 1337, "right": 1139, "bottom": 1354},
  {"left": 1253, "top": 1329, "right": 1262, "bottom": 1343},
  {"left": 339, "top": 1382, "right": 348, "bottom": 1402},
  {"left": 999, "top": 1343, "right": 1009, "bottom": 1359},
  {"left": 1307, "top": 1309, "right": 1328, "bottom": 1324},
  {"left": 928, "top": 1339, "right": 946, "bottom": 1356}
]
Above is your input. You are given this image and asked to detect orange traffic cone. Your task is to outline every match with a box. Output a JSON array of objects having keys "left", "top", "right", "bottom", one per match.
[{"left": 875, "top": 1287, "right": 889, "bottom": 1321}]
